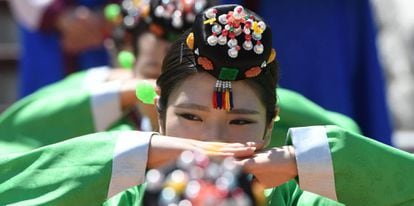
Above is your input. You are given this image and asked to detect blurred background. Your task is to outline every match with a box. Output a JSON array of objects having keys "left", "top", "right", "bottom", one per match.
[{"left": 0, "top": 0, "right": 413, "bottom": 151}]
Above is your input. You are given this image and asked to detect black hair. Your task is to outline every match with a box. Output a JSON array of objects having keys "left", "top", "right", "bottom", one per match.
[{"left": 157, "top": 29, "right": 279, "bottom": 128}]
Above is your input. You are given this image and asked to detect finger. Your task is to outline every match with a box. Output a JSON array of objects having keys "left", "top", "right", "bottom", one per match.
[
  {"left": 204, "top": 145, "right": 256, "bottom": 158},
  {"left": 233, "top": 156, "right": 258, "bottom": 172}
]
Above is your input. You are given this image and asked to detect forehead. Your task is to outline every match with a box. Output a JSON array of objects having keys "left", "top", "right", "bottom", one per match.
[{"left": 167, "top": 72, "right": 265, "bottom": 111}]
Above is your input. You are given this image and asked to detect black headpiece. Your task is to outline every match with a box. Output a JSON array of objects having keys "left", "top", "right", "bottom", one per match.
[{"left": 186, "top": 4, "right": 276, "bottom": 110}]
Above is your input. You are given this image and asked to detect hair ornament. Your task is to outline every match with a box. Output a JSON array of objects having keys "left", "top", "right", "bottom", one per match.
[
  {"left": 189, "top": 4, "right": 277, "bottom": 111},
  {"left": 203, "top": 5, "right": 267, "bottom": 58},
  {"left": 107, "top": 0, "right": 211, "bottom": 42},
  {"left": 213, "top": 80, "right": 233, "bottom": 111},
  {"left": 267, "top": 48, "right": 276, "bottom": 63},
  {"left": 186, "top": 32, "right": 194, "bottom": 49}
]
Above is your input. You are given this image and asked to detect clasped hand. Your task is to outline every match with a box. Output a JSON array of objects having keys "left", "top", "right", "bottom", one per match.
[{"left": 148, "top": 135, "right": 298, "bottom": 188}]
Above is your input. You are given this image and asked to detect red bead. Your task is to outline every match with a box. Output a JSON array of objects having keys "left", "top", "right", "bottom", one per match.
[
  {"left": 236, "top": 7, "right": 243, "bottom": 13},
  {"left": 245, "top": 34, "right": 251, "bottom": 40},
  {"left": 222, "top": 92, "right": 226, "bottom": 110},
  {"left": 245, "top": 22, "right": 251, "bottom": 28},
  {"left": 212, "top": 92, "right": 217, "bottom": 108}
]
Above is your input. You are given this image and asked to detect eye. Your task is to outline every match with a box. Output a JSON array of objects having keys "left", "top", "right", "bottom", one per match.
[
  {"left": 177, "top": 113, "right": 202, "bottom": 122},
  {"left": 229, "top": 119, "right": 255, "bottom": 125}
]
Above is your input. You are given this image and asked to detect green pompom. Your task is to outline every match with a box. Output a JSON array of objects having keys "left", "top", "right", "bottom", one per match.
[
  {"left": 104, "top": 4, "right": 121, "bottom": 22},
  {"left": 117, "top": 50, "right": 135, "bottom": 69},
  {"left": 136, "top": 81, "right": 157, "bottom": 104}
]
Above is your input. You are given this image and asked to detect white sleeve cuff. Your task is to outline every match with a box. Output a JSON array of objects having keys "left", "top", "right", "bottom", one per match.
[
  {"left": 288, "top": 126, "right": 338, "bottom": 201},
  {"left": 107, "top": 131, "right": 156, "bottom": 198},
  {"left": 89, "top": 80, "right": 123, "bottom": 131},
  {"left": 83, "top": 66, "right": 111, "bottom": 89}
]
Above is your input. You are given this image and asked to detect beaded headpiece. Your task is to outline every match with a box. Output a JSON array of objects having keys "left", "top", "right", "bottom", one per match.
[
  {"left": 106, "top": 0, "right": 214, "bottom": 42},
  {"left": 186, "top": 4, "right": 277, "bottom": 111}
]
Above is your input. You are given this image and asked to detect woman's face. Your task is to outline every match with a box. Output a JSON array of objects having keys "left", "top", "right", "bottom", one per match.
[
  {"left": 135, "top": 32, "right": 171, "bottom": 79},
  {"left": 162, "top": 72, "right": 271, "bottom": 144}
]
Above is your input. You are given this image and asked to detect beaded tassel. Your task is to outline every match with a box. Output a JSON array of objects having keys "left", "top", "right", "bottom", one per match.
[
  {"left": 213, "top": 80, "right": 234, "bottom": 111},
  {"left": 227, "top": 81, "right": 234, "bottom": 110}
]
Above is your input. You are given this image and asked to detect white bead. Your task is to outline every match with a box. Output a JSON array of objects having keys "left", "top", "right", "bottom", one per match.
[
  {"left": 243, "top": 27, "right": 251, "bottom": 35},
  {"left": 154, "top": 5, "right": 164, "bottom": 17},
  {"left": 205, "top": 8, "right": 216, "bottom": 19},
  {"left": 207, "top": 35, "right": 218, "bottom": 46},
  {"left": 234, "top": 27, "right": 242, "bottom": 36},
  {"left": 252, "top": 33, "right": 262, "bottom": 41},
  {"left": 218, "top": 35, "right": 227, "bottom": 45},
  {"left": 227, "top": 38, "right": 238, "bottom": 47},
  {"left": 258, "top": 21, "right": 266, "bottom": 31},
  {"left": 212, "top": 24, "right": 222, "bottom": 34},
  {"left": 123, "top": 16, "right": 135, "bottom": 27},
  {"left": 218, "top": 14, "right": 228, "bottom": 24},
  {"left": 228, "top": 48, "right": 238, "bottom": 58},
  {"left": 243, "top": 40, "right": 253, "bottom": 50},
  {"left": 233, "top": 6, "right": 244, "bottom": 19},
  {"left": 172, "top": 18, "right": 183, "bottom": 28},
  {"left": 254, "top": 44, "right": 264, "bottom": 54}
]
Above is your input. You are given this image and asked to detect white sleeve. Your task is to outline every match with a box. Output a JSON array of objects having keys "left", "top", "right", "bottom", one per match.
[
  {"left": 288, "top": 126, "right": 338, "bottom": 201},
  {"left": 8, "top": 0, "right": 53, "bottom": 30},
  {"left": 89, "top": 80, "right": 123, "bottom": 131},
  {"left": 82, "top": 66, "right": 112, "bottom": 89},
  {"left": 107, "top": 131, "right": 156, "bottom": 198}
]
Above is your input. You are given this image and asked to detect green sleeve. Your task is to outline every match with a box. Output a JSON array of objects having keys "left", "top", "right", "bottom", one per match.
[
  {"left": 267, "top": 180, "right": 344, "bottom": 206},
  {"left": 103, "top": 185, "right": 146, "bottom": 206},
  {"left": 288, "top": 125, "right": 414, "bottom": 205},
  {"left": 0, "top": 87, "right": 95, "bottom": 153},
  {"left": 270, "top": 88, "right": 361, "bottom": 147},
  {"left": 0, "top": 70, "right": 122, "bottom": 154},
  {"left": 0, "top": 131, "right": 153, "bottom": 206},
  {"left": 0, "top": 132, "right": 116, "bottom": 206},
  {"left": 327, "top": 125, "right": 414, "bottom": 205}
]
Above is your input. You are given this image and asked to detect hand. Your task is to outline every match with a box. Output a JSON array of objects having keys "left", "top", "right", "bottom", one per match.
[
  {"left": 147, "top": 135, "right": 262, "bottom": 169},
  {"left": 57, "top": 6, "right": 109, "bottom": 54},
  {"left": 235, "top": 146, "right": 298, "bottom": 188}
]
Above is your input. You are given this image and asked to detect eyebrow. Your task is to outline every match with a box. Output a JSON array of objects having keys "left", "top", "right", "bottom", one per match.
[
  {"left": 173, "top": 103, "right": 259, "bottom": 114},
  {"left": 229, "top": 108, "right": 260, "bottom": 115},
  {"left": 174, "top": 103, "right": 210, "bottom": 111}
]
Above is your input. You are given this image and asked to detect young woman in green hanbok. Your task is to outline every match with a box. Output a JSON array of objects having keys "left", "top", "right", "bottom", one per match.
[
  {"left": 0, "top": 0, "right": 359, "bottom": 155},
  {"left": 2, "top": 4, "right": 412, "bottom": 206}
]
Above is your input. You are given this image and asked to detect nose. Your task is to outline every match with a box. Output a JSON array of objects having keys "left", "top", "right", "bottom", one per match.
[{"left": 199, "top": 123, "right": 229, "bottom": 142}]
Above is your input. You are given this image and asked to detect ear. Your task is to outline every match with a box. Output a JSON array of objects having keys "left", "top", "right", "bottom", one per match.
[
  {"left": 154, "top": 96, "right": 165, "bottom": 134},
  {"left": 263, "top": 108, "right": 280, "bottom": 147}
]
